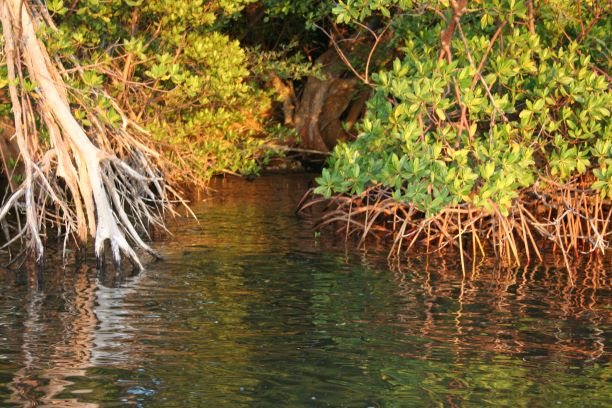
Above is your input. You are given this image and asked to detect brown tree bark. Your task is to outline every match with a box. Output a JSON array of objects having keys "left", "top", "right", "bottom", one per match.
[
  {"left": 438, "top": 0, "right": 468, "bottom": 63},
  {"left": 294, "top": 49, "right": 368, "bottom": 151}
]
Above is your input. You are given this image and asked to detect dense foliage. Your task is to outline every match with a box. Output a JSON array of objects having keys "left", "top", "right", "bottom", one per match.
[
  {"left": 0, "top": 0, "right": 609, "bottom": 264},
  {"left": 1, "top": 0, "right": 316, "bottom": 184},
  {"left": 315, "top": 0, "right": 611, "bottom": 217}
]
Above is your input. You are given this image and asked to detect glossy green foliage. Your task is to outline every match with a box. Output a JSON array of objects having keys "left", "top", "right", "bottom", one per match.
[
  {"left": 316, "top": 0, "right": 611, "bottom": 214},
  {"left": 20, "top": 0, "right": 296, "bottom": 182}
]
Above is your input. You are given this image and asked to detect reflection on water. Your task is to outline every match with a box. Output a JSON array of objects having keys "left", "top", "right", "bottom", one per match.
[
  {"left": 0, "top": 174, "right": 610, "bottom": 407},
  {"left": 1, "top": 265, "right": 99, "bottom": 407}
]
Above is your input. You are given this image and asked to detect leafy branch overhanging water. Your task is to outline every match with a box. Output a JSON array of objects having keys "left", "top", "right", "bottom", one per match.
[{"left": 302, "top": 0, "right": 611, "bottom": 269}]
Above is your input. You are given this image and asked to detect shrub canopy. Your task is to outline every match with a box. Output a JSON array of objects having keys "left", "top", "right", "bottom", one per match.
[{"left": 314, "top": 0, "right": 611, "bottom": 217}]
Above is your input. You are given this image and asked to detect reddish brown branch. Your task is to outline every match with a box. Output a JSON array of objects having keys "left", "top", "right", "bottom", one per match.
[
  {"left": 527, "top": 0, "right": 536, "bottom": 34},
  {"left": 438, "top": 0, "right": 467, "bottom": 63}
]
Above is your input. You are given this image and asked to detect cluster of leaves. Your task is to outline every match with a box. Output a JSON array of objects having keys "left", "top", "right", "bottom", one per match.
[
  {"left": 10, "top": 0, "right": 313, "bottom": 183},
  {"left": 316, "top": 0, "right": 611, "bottom": 216}
]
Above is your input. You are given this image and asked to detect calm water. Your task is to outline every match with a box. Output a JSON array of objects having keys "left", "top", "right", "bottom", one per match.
[{"left": 0, "top": 174, "right": 610, "bottom": 407}]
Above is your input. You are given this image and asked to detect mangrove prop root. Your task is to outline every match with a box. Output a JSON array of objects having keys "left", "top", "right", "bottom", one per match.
[
  {"left": 298, "top": 179, "right": 611, "bottom": 269},
  {"left": 0, "top": 0, "right": 179, "bottom": 268}
]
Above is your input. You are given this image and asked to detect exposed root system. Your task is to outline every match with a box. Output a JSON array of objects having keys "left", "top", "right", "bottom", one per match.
[
  {"left": 298, "top": 176, "right": 611, "bottom": 274},
  {"left": 0, "top": 0, "right": 183, "bottom": 269}
]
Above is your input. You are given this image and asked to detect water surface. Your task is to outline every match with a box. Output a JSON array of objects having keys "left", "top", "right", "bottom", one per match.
[{"left": 0, "top": 174, "right": 610, "bottom": 407}]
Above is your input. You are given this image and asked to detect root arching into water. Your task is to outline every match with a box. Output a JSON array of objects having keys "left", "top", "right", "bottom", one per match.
[
  {"left": 0, "top": 0, "right": 183, "bottom": 268},
  {"left": 299, "top": 177, "right": 611, "bottom": 275}
]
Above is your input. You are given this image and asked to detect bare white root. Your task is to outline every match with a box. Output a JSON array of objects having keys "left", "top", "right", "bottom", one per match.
[{"left": 0, "top": 0, "right": 179, "bottom": 269}]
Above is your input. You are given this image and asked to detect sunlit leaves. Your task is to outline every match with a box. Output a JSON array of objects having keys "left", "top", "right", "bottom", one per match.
[
  {"left": 47, "top": 0, "right": 67, "bottom": 15},
  {"left": 36, "top": 0, "right": 290, "bottom": 181},
  {"left": 316, "top": 0, "right": 611, "bottom": 217},
  {"left": 593, "top": 166, "right": 612, "bottom": 199},
  {"left": 82, "top": 71, "right": 103, "bottom": 87}
]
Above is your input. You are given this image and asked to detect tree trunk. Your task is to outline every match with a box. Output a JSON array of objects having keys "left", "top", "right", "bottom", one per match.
[{"left": 294, "top": 49, "right": 368, "bottom": 152}]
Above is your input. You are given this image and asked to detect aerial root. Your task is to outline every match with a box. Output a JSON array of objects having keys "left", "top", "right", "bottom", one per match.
[{"left": 298, "top": 177, "right": 611, "bottom": 271}]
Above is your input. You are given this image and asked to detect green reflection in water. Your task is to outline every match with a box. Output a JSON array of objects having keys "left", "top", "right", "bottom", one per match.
[{"left": 0, "top": 174, "right": 609, "bottom": 407}]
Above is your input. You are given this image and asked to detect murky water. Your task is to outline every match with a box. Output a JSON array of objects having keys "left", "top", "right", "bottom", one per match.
[{"left": 0, "top": 174, "right": 610, "bottom": 407}]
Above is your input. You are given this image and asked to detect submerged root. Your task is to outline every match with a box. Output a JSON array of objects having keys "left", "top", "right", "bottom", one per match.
[{"left": 298, "top": 177, "right": 611, "bottom": 272}]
